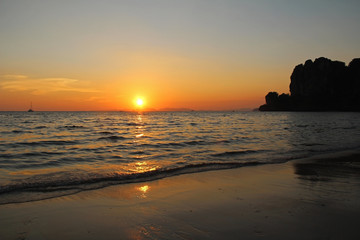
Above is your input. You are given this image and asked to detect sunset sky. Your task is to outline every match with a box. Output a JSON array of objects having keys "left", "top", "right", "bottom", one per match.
[{"left": 1, "top": 0, "right": 360, "bottom": 111}]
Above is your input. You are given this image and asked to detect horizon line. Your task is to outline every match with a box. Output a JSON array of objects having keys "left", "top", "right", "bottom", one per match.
[{"left": 0, "top": 108, "right": 255, "bottom": 112}]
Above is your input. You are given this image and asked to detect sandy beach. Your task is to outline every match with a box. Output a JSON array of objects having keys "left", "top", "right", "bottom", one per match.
[{"left": 1, "top": 152, "right": 360, "bottom": 240}]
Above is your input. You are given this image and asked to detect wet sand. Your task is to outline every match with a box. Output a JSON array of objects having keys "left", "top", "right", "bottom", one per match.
[{"left": 1, "top": 152, "right": 360, "bottom": 240}]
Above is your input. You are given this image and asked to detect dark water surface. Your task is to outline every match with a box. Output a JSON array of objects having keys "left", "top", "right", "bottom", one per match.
[{"left": 1, "top": 111, "right": 359, "bottom": 203}]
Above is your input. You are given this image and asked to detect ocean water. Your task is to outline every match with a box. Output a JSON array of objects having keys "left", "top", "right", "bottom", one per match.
[{"left": 1, "top": 111, "right": 360, "bottom": 204}]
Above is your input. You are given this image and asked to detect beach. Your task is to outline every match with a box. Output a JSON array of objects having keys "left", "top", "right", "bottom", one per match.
[
  {"left": 1, "top": 0, "right": 360, "bottom": 239},
  {"left": 1, "top": 151, "right": 360, "bottom": 240}
]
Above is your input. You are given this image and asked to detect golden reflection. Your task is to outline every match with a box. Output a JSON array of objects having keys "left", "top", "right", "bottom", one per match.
[
  {"left": 132, "top": 114, "right": 145, "bottom": 141},
  {"left": 136, "top": 184, "right": 150, "bottom": 198},
  {"left": 131, "top": 161, "right": 158, "bottom": 173},
  {"left": 134, "top": 114, "right": 144, "bottom": 132},
  {"left": 138, "top": 185, "right": 150, "bottom": 193},
  {"left": 137, "top": 114, "right": 142, "bottom": 122},
  {"left": 9, "top": 168, "right": 60, "bottom": 176}
]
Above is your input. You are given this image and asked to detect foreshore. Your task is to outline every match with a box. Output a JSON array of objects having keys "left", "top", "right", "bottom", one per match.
[{"left": 1, "top": 151, "right": 360, "bottom": 240}]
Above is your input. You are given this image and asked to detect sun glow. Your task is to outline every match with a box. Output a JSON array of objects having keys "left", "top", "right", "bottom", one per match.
[{"left": 134, "top": 97, "right": 145, "bottom": 108}]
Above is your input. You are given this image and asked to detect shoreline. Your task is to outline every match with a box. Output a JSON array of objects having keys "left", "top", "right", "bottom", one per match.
[
  {"left": 1, "top": 151, "right": 360, "bottom": 239},
  {"left": 1, "top": 148, "right": 360, "bottom": 206}
]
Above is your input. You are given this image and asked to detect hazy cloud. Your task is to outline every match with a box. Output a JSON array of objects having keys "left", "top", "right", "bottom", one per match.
[
  {"left": 0, "top": 75, "right": 99, "bottom": 95},
  {"left": 3, "top": 74, "right": 28, "bottom": 79},
  {"left": 85, "top": 96, "right": 109, "bottom": 102}
]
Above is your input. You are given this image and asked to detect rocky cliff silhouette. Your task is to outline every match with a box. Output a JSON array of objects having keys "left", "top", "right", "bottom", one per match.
[{"left": 259, "top": 57, "right": 360, "bottom": 111}]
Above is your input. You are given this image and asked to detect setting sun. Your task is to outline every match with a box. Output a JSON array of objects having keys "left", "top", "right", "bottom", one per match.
[{"left": 135, "top": 98, "right": 145, "bottom": 108}]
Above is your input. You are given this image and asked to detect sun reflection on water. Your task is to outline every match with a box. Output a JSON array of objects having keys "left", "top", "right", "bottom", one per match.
[
  {"left": 137, "top": 114, "right": 142, "bottom": 122},
  {"left": 136, "top": 133, "right": 144, "bottom": 138},
  {"left": 136, "top": 185, "right": 150, "bottom": 198},
  {"left": 130, "top": 161, "right": 158, "bottom": 173},
  {"left": 138, "top": 185, "right": 149, "bottom": 193}
]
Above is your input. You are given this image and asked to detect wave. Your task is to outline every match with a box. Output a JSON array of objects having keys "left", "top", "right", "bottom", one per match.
[
  {"left": 0, "top": 151, "right": 62, "bottom": 159},
  {"left": 126, "top": 122, "right": 145, "bottom": 126},
  {"left": 211, "top": 150, "right": 260, "bottom": 157},
  {"left": 1, "top": 148, "right": 360, "bottom": 205},
  {"left": 98, "top": 135, "right": 127, "bottom": 141},
  {"left": 1, "top": 140, "right": 80, "bottom": 148},
  {"left": 58, "top": 125, "right": 86, "bottom": 130},
  {"left": 21, "top": 140, "right": 79, "bottom": 146},
  {"left": 34, "top": 126, "right": 47, "bottom": 129},
  {"left": 0, "top": 130, "right": 33, "bottom": 134},
  {"left": 99, "top": 131, "right": 113, "bottom": 135},
  {"left": 11, "top": 130, "right": 32, "bottom": 134},
  {"left": 129, "top": 150, "right": 150, "bottom": 155},
  {"left": 300, "top": 143, "right": 325, "bottom": 147},
  {"left": 0, "top": 160, "right": 267, "bottom": 205},
  {"left": 135, "top": 140, "right": 226, "bottom": 149}
]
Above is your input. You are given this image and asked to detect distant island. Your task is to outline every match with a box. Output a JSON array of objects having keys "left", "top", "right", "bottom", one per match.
[{"left": 259, "top": 57, "right": 360, "bottom": 111}]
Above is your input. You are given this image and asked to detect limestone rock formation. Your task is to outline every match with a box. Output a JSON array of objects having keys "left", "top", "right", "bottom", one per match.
[{"left": 259, "top": 57, "right": 360, "bottom": 111}]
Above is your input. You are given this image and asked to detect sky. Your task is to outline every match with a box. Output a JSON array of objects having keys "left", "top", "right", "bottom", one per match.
[{"left": 1, "top": 0, "right": 360, "bottom": 111}]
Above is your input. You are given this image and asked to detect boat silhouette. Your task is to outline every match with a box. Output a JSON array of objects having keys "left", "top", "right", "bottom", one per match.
[{"left": 28, "top": 102, "right": 34, "bottom": 112}]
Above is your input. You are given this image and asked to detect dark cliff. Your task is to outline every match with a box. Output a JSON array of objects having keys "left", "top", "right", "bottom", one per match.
[{"left": 259, "top": 57, "right": 360, "bottom": 111}]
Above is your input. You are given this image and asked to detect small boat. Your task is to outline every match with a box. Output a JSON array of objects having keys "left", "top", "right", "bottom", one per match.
[{"left": 28, "top": 102, "right": 34, "bottom": 112}]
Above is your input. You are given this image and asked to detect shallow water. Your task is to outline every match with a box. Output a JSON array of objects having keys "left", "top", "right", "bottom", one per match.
[{"left": 0, "top": 111, "right": 360, "bottom": 203}]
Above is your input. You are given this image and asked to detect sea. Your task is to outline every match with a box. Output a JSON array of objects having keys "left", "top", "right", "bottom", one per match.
[{"left": 1, "top": 111, "right": 360, "bottom": 204}]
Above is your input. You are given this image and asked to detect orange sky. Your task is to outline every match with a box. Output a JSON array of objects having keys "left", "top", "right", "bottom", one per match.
[
  {"left": 1, "top": 1, "right": 359, "bottom": 111},
  {"left": 0, "top": 62, "right": 288, "bottom": 111}
]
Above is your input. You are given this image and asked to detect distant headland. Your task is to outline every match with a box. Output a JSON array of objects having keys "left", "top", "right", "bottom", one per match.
[{"left": 259, "top": 57, "right": 360, "bottom": 111}]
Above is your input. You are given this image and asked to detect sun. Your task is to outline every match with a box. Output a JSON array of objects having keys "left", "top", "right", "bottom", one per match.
[{"left": 135, "top": 98, "right": 145, "bottom": 108}]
